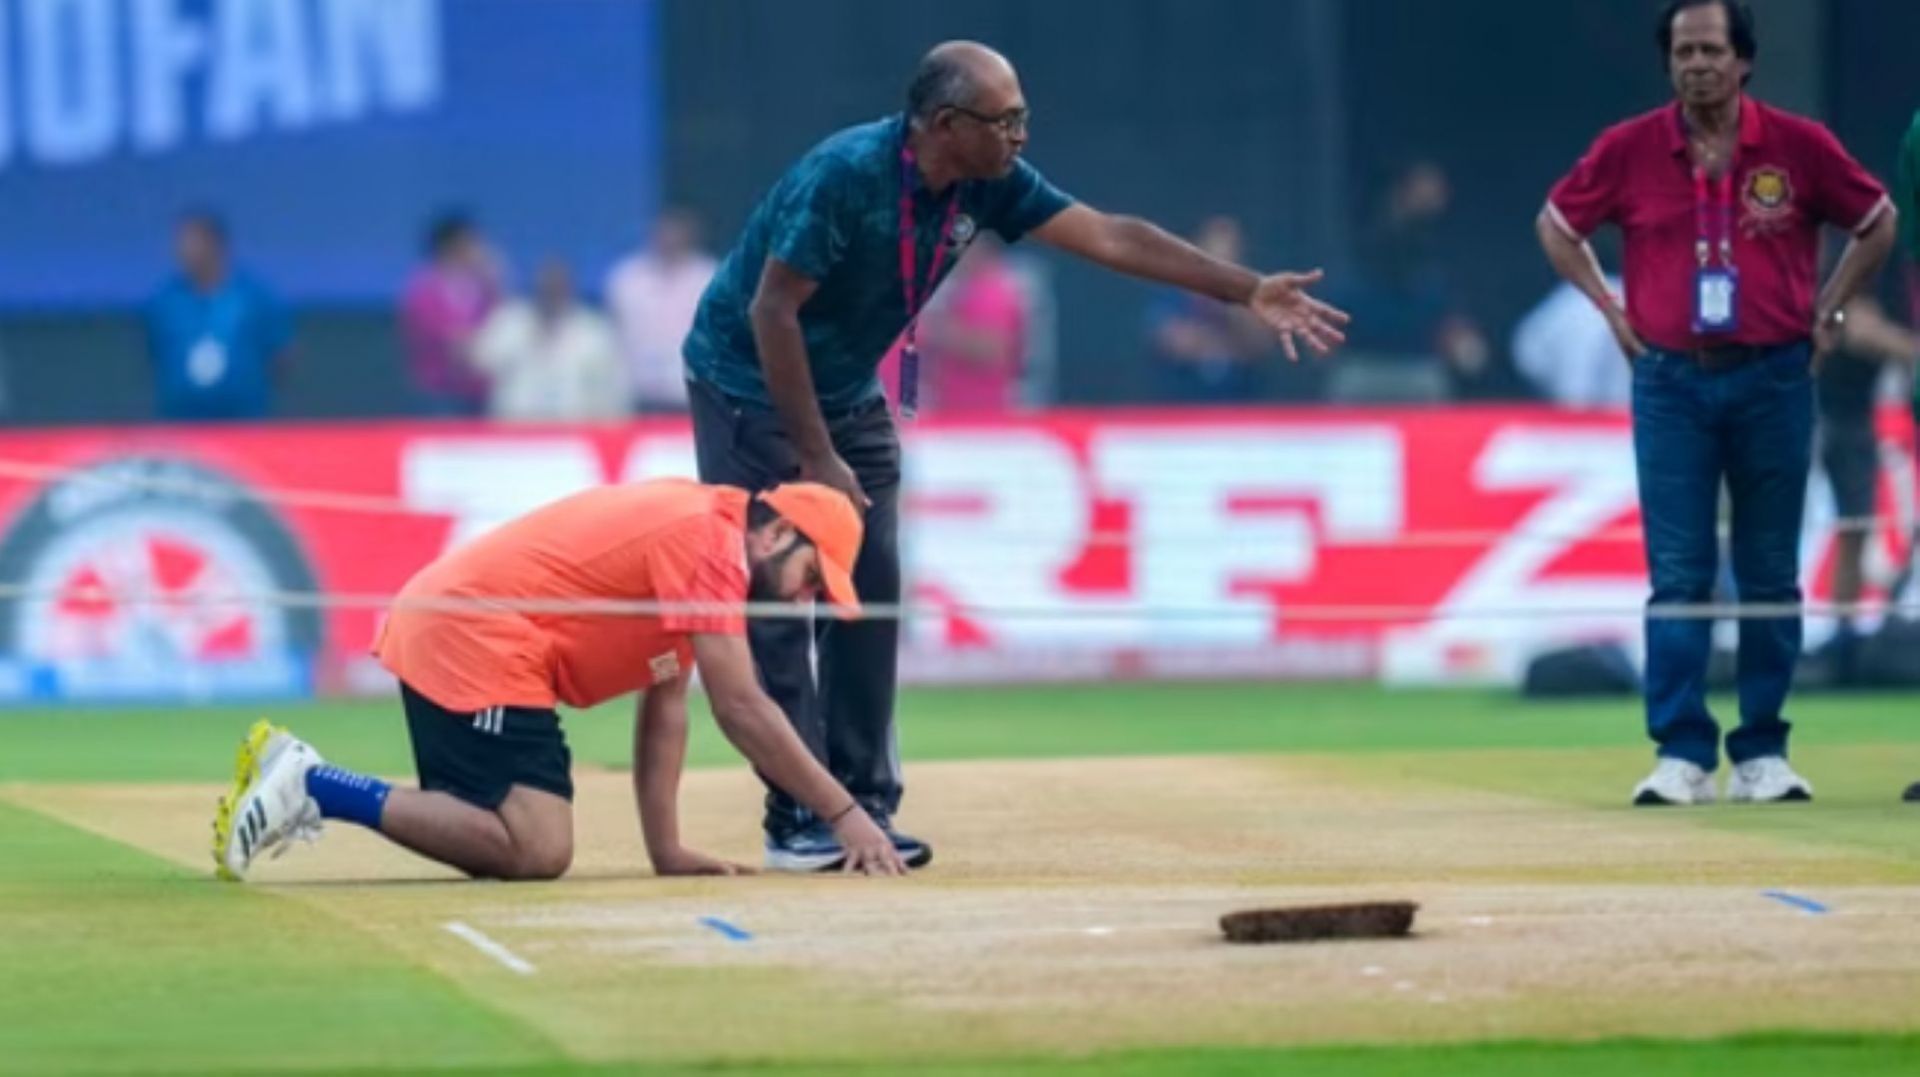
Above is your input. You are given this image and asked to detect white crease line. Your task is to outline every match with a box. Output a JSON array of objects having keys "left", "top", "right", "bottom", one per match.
[{"left": 444, "top": 921, "right": 536, "bottom": 976}]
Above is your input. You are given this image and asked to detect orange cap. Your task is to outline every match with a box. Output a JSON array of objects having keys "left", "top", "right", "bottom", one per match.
[{"left": 755, "top": 483, "right": 864, "bottom": 616}]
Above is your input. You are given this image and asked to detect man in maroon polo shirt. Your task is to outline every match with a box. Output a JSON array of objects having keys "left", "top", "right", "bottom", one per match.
[{"left": 1537, "top": 0, "right": 1897, "bottom": 807}]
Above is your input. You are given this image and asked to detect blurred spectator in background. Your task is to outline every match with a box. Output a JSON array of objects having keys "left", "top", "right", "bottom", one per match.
[
  {"left": 606, "top": 207, "right": 717, "bottom": 414},
  {"left": 1900, "top": 107, "right": 1919, "bottom": 324},
  {"left": 471, "top": 259, "right": 627, "bottom": 423},
  {"left": 879, "top": 235, "right": 1029, "bottom": 414},
  {"left": 401, "top": 210, "right": 501, "bottom": 418},
  {"left": 1814, "top": 295, "right": 1919, "bottom": 682},
  {"left": 143, "top": 210, "right": 291, "bottom": 422},
  {"left": 1145, "top": 217, "right": 1272, "bottom": 403},
  {"left": 1512, "top": 275, "right": 1633, "bottom": 409},
  {"left": 1334, "top": 160, "right": 1512, "bottom": 400}
]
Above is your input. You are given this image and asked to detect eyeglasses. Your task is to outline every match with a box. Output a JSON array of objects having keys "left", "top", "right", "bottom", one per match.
[{"left": 947, "top": 105, "right": 1030, "bottom": 137}]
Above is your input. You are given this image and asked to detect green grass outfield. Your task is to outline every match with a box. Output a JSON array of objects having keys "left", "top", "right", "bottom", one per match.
[{"left": 3, "top": 683, "right": 1918, "bottom": 1076}]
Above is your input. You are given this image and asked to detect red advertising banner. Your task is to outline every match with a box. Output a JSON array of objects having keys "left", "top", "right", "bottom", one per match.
[{"left": 0, "top": 408, "right": 1909, "bottom": 701}]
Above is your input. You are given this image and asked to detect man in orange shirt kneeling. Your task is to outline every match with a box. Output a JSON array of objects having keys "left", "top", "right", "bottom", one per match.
[{"left": 212, "top": 479, "right": 907, "bottom": 881}]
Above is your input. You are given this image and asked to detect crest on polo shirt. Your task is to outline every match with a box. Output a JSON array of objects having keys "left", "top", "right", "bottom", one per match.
[
  {"left": 1742, "top": 166, "right": 1796, "bottom": 232},
  {"left": 947, "top": 214, "right": 978, "bottom": 249},
  {"left": 649, "top": 651, "right": 681, "bottom": 684}
]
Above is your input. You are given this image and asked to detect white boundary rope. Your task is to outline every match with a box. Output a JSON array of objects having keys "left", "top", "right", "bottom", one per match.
[{"left": 0, "top": 582, "right": 1911, "bottom": 624}]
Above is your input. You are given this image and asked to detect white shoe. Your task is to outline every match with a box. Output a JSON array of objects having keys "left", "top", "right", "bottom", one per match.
[
  {"left": 213, "top": 720, "right": 325, "bottom": 881},
  {"left": 1632, "top": 758, "right": 1716, "bottom": 806},
  {"left": 1727, "top": 756, "right": 1813, "bottom": 803}
]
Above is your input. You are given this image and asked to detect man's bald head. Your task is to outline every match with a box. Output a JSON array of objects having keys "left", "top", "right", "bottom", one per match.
[
  {"left": 904, "top": 41, "right": 1029, "bottom": 181},
  {"left": 905, "top": 41, "right": 1018, "bottom": 124}
]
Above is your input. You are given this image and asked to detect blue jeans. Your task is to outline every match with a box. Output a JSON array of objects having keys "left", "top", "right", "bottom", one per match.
[{"left": 1631, "top": 342, "right": 1813, "bottom": 770}]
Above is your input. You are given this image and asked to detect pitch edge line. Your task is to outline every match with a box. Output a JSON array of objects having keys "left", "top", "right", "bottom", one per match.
[
  {"left": 1759, "top": 890, "right": 1831, "bottom": 916},
  {"left": 697, "top": 916, "right": 755, "bottom": 942},
  {"left": 445, "top": 920, "right": 538, "bottom": 974}
]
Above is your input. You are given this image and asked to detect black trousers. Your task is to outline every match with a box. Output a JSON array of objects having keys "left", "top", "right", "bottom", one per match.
[{"left": 687, "top": 377, "right": 903, "bottom": 836}]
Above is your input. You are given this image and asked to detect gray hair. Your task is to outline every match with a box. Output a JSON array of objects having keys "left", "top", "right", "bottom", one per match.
[{"left": 905, "top": 53, "right": 978, "bottom": 123}]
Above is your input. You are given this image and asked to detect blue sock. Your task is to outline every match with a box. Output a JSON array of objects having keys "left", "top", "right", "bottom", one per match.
[{"left": 305, "top": 764, "right": 391, "bottom": 828}]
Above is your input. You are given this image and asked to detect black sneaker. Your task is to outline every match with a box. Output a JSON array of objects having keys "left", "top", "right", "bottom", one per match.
[
  {"left": 1903, "top": 781, "right": 1920, "bottom": 803},
  {"left": 763, "top": 821, "right": 846, "bottom": 873}
]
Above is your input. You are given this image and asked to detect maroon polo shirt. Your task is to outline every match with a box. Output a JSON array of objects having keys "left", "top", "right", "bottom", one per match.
[{"left": 1546, "top": 96, "right": 1890, "bottom": 353}]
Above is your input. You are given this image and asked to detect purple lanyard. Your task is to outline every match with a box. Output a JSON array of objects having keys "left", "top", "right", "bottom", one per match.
[
  {"left": 1692, "top": 163, "right": 1737, "bottom": 268},
  {"left": 897, "top": 144, "right": 960, "bottom": 417}
]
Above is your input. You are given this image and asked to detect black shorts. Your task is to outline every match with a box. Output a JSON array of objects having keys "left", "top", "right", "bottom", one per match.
[{"left": 401, "top": 683, "right": 573, "bottom": 810}]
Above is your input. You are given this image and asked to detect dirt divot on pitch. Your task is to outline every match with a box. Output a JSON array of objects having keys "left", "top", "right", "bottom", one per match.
[{"left": 9, "top": 755, "right": 1920, "bottom": 1061}]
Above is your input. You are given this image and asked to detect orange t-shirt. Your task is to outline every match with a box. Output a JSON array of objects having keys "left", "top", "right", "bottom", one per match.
[{"left": 375, "top": 479, "right": 750, "bottom": 712}]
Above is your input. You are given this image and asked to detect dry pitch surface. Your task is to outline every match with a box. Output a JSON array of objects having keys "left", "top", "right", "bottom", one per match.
[{"left": 12, "top": 749, "right": 1920, "bottom": 1067}]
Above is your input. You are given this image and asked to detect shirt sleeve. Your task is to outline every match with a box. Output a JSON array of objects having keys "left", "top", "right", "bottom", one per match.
[
  {"left": 645, "top": 516, "right": 749, "bottom": 637},
  {"left": 1545, "top": 129, "right": 1627, "bottom": 239},
  {"left": 978, "top": 273, "right": 1027, "bottom": 340},
  {"left": 469, "top": 306, "right": 517, "bottom": 374},
  {"left": 766, "top": 159, "right": 852, "bottom": 281},
  {"left": 1803, "top": 121, "right": 1888, "bottom": 234},
  {"left": 401, "top": 281, "right": 458, "bottom": 348},
  {"left": 980, "top": 158, "right": 1074, "bottom": 243}
]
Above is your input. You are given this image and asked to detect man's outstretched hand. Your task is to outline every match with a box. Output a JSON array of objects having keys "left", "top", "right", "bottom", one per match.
[{"left": 1248, "top": 269, "right": 1351, "bottom": 361}]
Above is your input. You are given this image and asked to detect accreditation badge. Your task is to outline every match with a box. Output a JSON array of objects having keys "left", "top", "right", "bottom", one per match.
[{"left": 1692, "top": 267, "right": 1739, "bottom": 334}]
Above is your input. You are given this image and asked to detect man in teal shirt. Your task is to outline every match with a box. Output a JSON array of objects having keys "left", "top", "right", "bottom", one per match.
[{"left": 687, "top": 41, "right": 1350, "bottom": 870}]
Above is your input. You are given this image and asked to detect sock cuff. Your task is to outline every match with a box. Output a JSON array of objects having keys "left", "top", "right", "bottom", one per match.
[{"left": 306, "top": 764, "right": 391, "bottom": 828}]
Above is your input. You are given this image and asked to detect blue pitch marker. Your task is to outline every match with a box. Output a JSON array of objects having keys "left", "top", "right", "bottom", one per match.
[
  {"left": 1760, "top": 890, "right": 1829, "bottom": 915},
  {"left": 698, "top": 916, "right": 755, "bottom": 942}
]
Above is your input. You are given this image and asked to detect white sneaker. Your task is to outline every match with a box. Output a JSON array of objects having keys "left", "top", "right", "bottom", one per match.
[
  {"left": 1727, "top": 756, "right": 1813, "bottom": 803},
  {"left": 1632, "top": 758, "right": 1717, "bottom": 806},
  {"left": 213, "top": 720, "right": 325, "bottom": 881}
]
